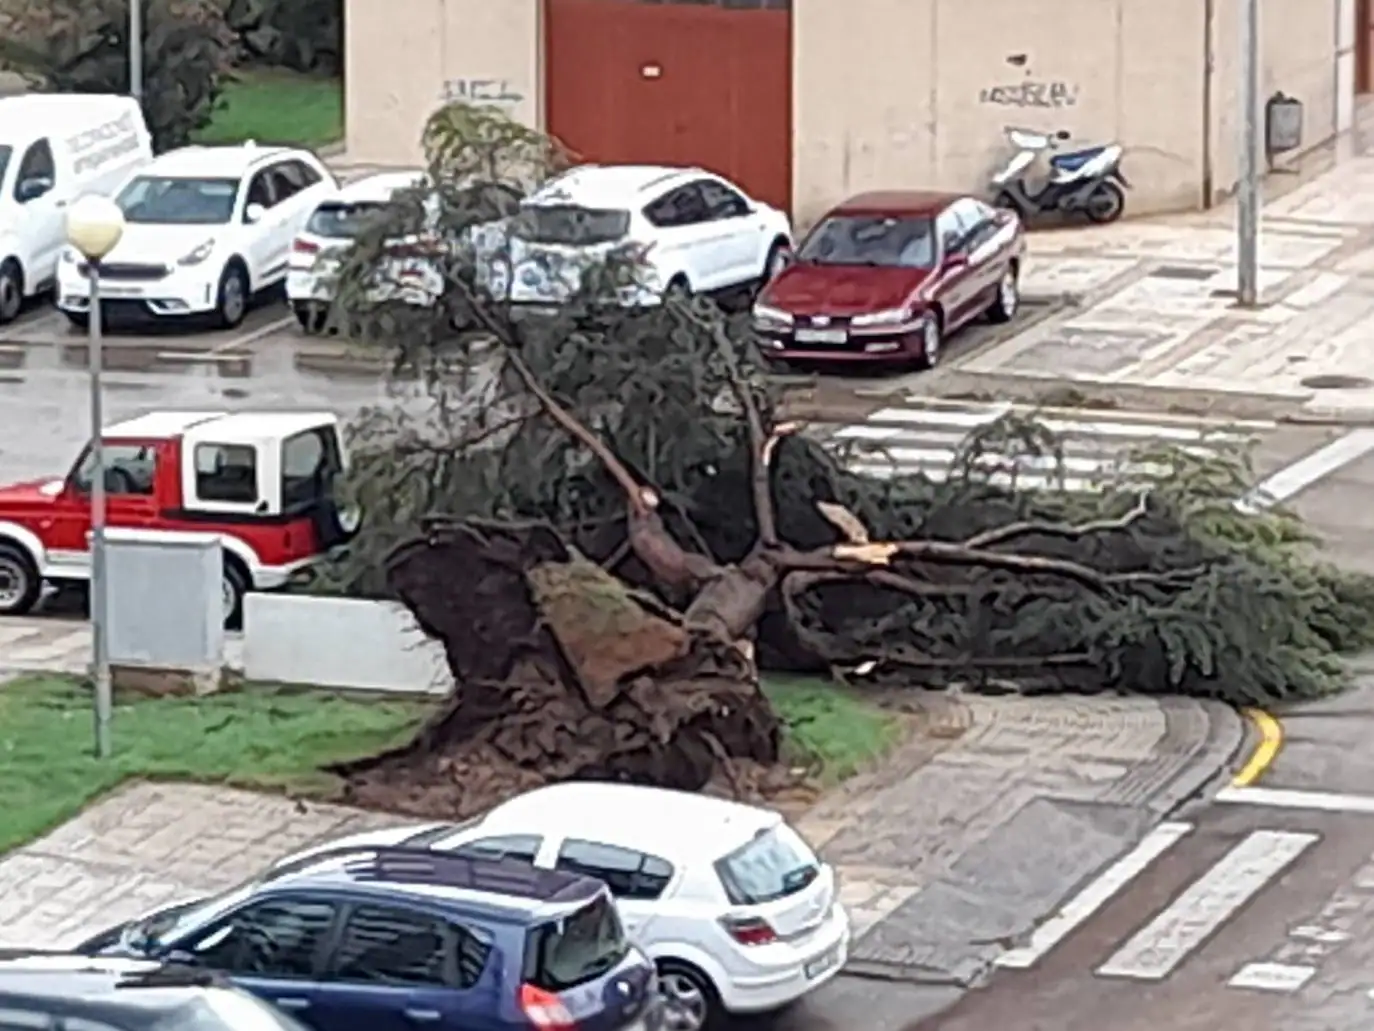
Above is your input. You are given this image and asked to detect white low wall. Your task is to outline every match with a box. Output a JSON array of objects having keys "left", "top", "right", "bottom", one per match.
[{"left": 242, "top": 595, "right": 454, "bottom": 694}]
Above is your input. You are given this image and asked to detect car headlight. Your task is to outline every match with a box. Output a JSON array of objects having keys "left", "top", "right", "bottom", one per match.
[
  {"left": 177, "top": 239, "right": 216, "bottom": 266},
  {"left": 851, "top": 307, "right": 912, "bottom": 327},
  {"left": 752, "top": 304, "right": 793, "bottom": 329}
]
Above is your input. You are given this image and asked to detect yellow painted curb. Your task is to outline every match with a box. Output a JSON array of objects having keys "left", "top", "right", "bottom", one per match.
[{"left": 1232, "top": 708, "right": 1283, "bottom": 787}]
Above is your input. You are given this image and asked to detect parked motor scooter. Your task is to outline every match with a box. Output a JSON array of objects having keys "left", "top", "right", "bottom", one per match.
[{"left": 989, "top": 128, "right": 1129, "bottom": 225}]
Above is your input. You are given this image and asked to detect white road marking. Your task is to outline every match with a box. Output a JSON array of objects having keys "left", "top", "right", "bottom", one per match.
[
  {"left": 207, "top": 313, "right": 295, "bottom": 354},
  {"left": 1237, "top": 427, "right": 1374, "bottom": 512},
  {"left": 1216, "top": 784, "right": 1374, "bottom": 814},
  {"left": 1228, "top": 961, "right": 1316, "bottom": 992},
  {"left": 994, "top": 821, "right": 1192, "bottom": 969},
  {"left": 832, "top": 401, "right": 1274, "bottom": 490},
  {"left": 1095, "top": 829, "right": 1318, "bottom": 981}
]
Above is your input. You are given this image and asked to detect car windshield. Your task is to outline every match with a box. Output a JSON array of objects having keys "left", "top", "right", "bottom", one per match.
[
  {"left": 797, "top": 214, "right": 935, "bottom": 268},
  {"left": 117, "top": 176, "right": 240, "bottom": 225},
  {"left": 714, "top": 825, "right": 819, "bottom": 905},
  {"left": 523, "top": 893, "right": 629, "bottom": 991},
  {"left": 306, "top": 201, "right": 389, "bottom": 240},
  {"left": 150, "top": 988, "right": 313, "bottom": 1031},
  {"left": 513, "top": 204, "right": 630, "bottom": 246}
]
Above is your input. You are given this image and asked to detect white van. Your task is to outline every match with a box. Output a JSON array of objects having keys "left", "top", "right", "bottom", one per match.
[{"left": 0, "top": 95, "right": 152, "bottom": 324}]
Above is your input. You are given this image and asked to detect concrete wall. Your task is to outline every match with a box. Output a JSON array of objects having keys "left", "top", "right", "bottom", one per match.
[
  {"left": 344, "top": 0, "right": 1347, "bottom": 222},
  {"left": 345, "top": 0, "right": 542, "bottom": 166},
  {"left": 241, "top": 595, "right": 453, "bottom": 694}
]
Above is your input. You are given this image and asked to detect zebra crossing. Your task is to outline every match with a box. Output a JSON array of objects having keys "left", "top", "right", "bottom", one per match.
[
  {"left": 986, "top": 789, "right": 1374, "bottom": 1001},
  {"left": 828, "top": 398, "right": 1276, "bottom": 492}
]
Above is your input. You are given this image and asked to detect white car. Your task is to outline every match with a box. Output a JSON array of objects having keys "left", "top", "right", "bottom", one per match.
[
  {"left": 56, "top": 143, "right": 336, "bottom": 329},
  {"left": 286, "top": 169, "right": 438, "bottom": 331},
  {"left": 282, "top": 782, "right": 849, "bottom": 1030},
  {"left": 498, "top": 164, "right": 793, "bottom": 307}
]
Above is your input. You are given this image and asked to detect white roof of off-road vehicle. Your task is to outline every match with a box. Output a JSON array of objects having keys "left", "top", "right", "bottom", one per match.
[{"left": 105, "top": 410, "right": 337, "bottom": 441}]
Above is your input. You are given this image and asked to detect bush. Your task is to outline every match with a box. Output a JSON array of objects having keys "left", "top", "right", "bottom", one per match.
[
  {"left": 0, "top": 0, "right": 235, "bottom": 151},
  {"left": 220, "top": 0, "right": 342, "bottom": 74}
]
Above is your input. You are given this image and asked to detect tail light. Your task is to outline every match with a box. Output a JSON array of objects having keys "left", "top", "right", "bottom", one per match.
[
  {"left": 720, "top": 915, "right": 777, "bottom": 946},
  {"left": 519, "top": 984, "right": 575, "bottom": 1031},
  {"left": 292, "top": 238, "right": 320, "bottom": 254}
]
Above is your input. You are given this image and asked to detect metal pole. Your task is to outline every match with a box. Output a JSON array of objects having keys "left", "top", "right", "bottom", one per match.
[
  {"left": 1237, "top": 0, "right": 1261, "bottom": 307},
  {"left": 130, "top": 0, "right": 143, "bottom": 101},
  {"left": 89, "top": 265, "right": 112, "bottom": 759}
]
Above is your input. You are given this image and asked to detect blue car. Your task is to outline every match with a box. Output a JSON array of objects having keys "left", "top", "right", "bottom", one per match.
[{"left": 79, "top": 846, "right": 661, "bottom": 1031}]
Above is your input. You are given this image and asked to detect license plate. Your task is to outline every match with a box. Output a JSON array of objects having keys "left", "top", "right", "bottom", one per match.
[
  {"left": 96, "top": 286, "right": 139, "bottom": 297},
  {"left": 804, "top": 946, "right": 841, "bottom": 979},
  {"left": 794, "top": 328, "right": 847, "bottom": 344}
]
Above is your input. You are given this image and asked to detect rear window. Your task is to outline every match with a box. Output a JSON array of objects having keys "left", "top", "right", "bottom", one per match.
[
  {"left": 306, "top": 201, "right": 388, "bottom": 239},
  {"left": 514, "top": 204, "right": 629, "bottom": 245},
  {"left": 522, "top": 894, "right": 629, "bottom": 991},
  {"left": 714, "top": 826, "right": 819, "bottom": 905}
]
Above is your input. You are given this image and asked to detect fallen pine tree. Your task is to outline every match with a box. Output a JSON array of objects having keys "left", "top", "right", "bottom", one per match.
[{"left": 322, "top": 102, "right": 1374, "bottom": 815}]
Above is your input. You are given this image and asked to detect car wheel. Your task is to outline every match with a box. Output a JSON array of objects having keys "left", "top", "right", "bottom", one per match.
[
  {"left": 215, "top": 262, "right": 250, "bottom": 329},
  {"left": 222, "top": 556, "right": 247, "bottom": 630},
  {"left": 987, "top": 267, "right": 1019, "bottom": 323},
  {"left": 293, "top": 302, "right": 325, "bottom": 333},
  {"left": 0, "top": 260, "right": 22, "bottom": 325},
  {"left": 919, "top": 311, "right": 943, "bottom": 369},
  {"left": 762, "top": 239, "right": 791, "bottom": 284},
  {"left": 656, "top": 962, "right": 720, "bottom": 1031},
  {"left": 0, "top": 543, "right": 41, "bottom": 616}
]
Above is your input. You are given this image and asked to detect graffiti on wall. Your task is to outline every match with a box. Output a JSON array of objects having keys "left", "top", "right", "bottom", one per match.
[
  {"left": 979, "top": 80, "right": 1079, "bottom": 108},
  {"left": 441, "top": 78, "right": 524, "bottom": 106}
]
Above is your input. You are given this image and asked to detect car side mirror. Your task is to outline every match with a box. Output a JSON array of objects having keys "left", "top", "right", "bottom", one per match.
[
  {"left": 16, "top": 177, "right": 53, "bottom": 202},
  {"left": 244, "top": 202, "right": 265, "bottom": 224}
]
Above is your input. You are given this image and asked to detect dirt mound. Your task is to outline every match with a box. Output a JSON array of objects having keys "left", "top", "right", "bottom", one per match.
[{"left": 335, "top": 519, "right": 783, "bottom": 819}]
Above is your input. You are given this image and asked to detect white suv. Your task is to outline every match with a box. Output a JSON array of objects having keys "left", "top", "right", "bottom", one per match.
[
  {"left": 279, "top": 782, "right": 849, "bottom": 1030},
  {"left": 499, "top": 164, "right": 792, "bottom": 307},
  {"left": 56, "top": 143, "right": 336, "bottom": 329}
]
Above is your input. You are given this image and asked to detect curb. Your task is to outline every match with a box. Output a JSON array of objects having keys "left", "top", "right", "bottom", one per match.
[{"left": 1231, "top": 707, "right": 1284, "bottom": 786}]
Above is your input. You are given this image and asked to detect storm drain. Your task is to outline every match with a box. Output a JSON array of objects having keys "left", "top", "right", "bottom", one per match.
[{"left": 1147, "top": 265, "right": 1218, "bottom": 280}]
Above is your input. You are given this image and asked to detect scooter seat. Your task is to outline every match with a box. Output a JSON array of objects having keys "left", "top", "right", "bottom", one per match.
[{"left": 1049, "top": 146, "right": 1106, "bottom": 172}]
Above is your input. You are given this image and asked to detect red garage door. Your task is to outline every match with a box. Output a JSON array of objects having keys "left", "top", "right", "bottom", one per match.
[{"left": 544, "top": 0, "right": 792, "bottom": 212}]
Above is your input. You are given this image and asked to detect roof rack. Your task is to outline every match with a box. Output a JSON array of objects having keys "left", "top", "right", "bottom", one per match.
[
  {"left": 264, "top": 845, "right": 595, "bottom": 905},
  {"left": 116, "top": 964, "right": 228, "bottom": 990}
]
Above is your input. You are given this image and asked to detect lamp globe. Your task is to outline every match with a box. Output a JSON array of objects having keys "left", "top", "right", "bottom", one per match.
[{"left": 65, "top": 194, "right": 126, "bottom": 261}]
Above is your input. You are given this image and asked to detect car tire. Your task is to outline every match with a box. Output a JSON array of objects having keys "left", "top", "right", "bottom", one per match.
[
  {"left": 656, "top": 960, "right": 722, "bottom": 1031},
  {"left": 0, "top": 259, "right": 22, "bottom": 325},
  {"left": 0, "top": 542, "right": 41, "bottom": 617},
  {"left": 919, "top": 311, "right": 943, "bottom": 369},
  {"left": 987, "top": 266, "right": 1019, "bottom": 323},
  {"left": 222, "top": 555, "right": 248, "bottom": 630},
  {"left": 293, "top": 302, "right": 325, "bottom": 333},
  {"left": 64, "top": 311, "right": 90, "bottom": 331},
  {"left": 214, "top": 261, "right": 250, "bottom": 330}
]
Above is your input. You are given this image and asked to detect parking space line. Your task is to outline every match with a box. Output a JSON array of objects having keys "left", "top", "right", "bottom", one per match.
[{"left": 207, "top": 313, "right": 295, "bottom": 354}]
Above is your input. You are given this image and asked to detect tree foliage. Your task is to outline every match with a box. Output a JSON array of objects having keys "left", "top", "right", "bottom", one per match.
[
  {"left": 219, "top": 0, "right": 341, "bottom": 74},
  {"left": 319, "top": 102, "right": 1374, "bottom": 813},
  {"left": 0, "top": 0, "right": 233, "bottom": 150}
]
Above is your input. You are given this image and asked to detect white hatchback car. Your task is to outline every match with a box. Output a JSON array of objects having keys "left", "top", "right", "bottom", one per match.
[
  {"left": 286, "top": 169, "right": 438, "bottom": 331},
  {"left": 497, "top": 164, "right": 792, "bottom": 308},
  {"left": 282, "top": 782, "right": 849, "bottom": 1030},
  {"left": 57, "top": 143, "right": 336, "bottom": 329}
]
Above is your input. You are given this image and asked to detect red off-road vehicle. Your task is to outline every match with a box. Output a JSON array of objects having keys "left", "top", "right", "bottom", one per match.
[{"left": 0, "top": 410, "right": 358, "bottom": 625}]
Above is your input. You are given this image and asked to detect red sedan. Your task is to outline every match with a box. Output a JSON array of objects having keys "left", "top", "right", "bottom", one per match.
[{"left": 752, "top": 190, "right": 1023, "bottom": 367}]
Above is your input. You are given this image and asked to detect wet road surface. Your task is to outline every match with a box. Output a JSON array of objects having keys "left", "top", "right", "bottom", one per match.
[{"left": 911, "top": 796, "right": 1374, "bottom": 1031}]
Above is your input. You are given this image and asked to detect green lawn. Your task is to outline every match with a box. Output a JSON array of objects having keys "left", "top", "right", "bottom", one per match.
[
  {"left": 0, "top": 673, "right": 899, "bottom": 855},
  {"left": 0, "top": 677, "right": 427, "bottom": 855},
  {"left": 764, "top": 674, "right": 903, "bottom": 783},
  {"left": 194, "top": 68, "right": 343, "bottom": 148}
]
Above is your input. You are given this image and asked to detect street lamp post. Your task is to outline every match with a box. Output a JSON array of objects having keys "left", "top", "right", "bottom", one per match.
[
  {"left": 65, "top": 195, "right": 127, "bottom": 759},
  {"left": 130, "top": 0, "right": 143, "bottom": 100}
]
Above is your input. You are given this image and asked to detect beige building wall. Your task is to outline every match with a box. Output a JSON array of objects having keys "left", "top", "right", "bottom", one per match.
[
  {"left": 345, "top": 0, "right": 543, "bottom": 166},
  {"left": 345, "top": 0, "right": 1345, "bottom": 221}
]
